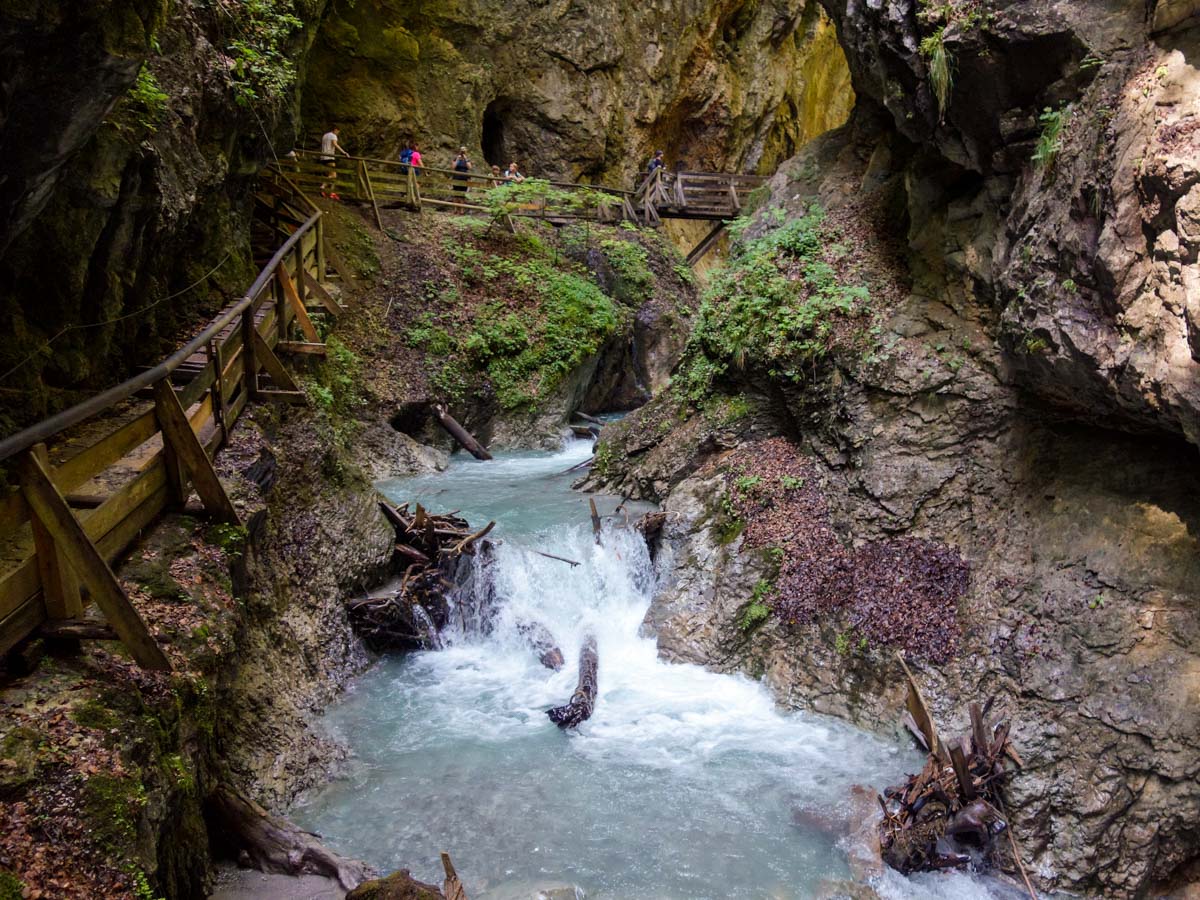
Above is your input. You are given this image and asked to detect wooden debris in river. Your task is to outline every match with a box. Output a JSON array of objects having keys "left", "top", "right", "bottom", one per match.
[
  {"left": 547, "top": 635, "right": 598, "bottom": 727},
  {"left": 433, "top": 403, "right": 492, "bottom": 460},
  {"left": 879, "top": 683, "right": 1028, "bottom": 891},
  {"left": 347, "top": 501, "right": 495, "bottom": 649}
]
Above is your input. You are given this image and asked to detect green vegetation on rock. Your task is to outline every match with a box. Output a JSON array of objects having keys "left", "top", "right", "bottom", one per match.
[
  {"left": 677, "top": 205, "right": 874, "bottom": 400},
  {"left": 226, "top": 0, "right": 304, "bottom": 107},
  {"left": 600, "top": 238, "right": 654, "bottom": 305},
  {"left": 0, "top": 870, "right": 25, "bottom": 900},
  {"left": 1033, "top": 105, "right": 1069, "bottom": 169},
  {"left": 919, "top": 28, "right": 953, "bottom": 119},
  {"left": 407, "top": 223, "right": 622, "bottom": 410}
]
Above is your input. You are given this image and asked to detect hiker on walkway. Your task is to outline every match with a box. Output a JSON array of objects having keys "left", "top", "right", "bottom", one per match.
[
  {"left": 410, "top": 143, "right": 423, "bottom": 175},
  {"left": 452, "top": 148, "right": 473, "bottom": 205},
  {"left": 490, "top": 164, "right": 504, "bottom": 187},
  {"left": 319, "top": 126, "right": 349, "bottom": 198},
  {"left": 504, "top": 162, "right": 525, "bottom": 183},
  {"left": 647, "top": 149, "right": 666, "bottom": 176}
]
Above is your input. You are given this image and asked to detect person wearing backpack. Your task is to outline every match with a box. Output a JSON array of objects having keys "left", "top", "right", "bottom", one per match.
[{"left": 452, "top": 148, "right": 473, "bottom": 207}]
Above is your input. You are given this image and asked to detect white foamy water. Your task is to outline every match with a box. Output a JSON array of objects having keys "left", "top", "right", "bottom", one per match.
[{"left": 291, "top": 439, "right": 1018, "bottom": 899}]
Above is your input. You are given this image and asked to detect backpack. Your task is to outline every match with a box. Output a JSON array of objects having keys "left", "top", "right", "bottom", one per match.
[{"left": 399, "top": 148, "right": 413, "bottom": 165}]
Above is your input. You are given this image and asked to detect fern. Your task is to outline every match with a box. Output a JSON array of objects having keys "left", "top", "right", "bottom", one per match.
[{"left": 920, "top": 29, "right": 953, "bottom": 120}]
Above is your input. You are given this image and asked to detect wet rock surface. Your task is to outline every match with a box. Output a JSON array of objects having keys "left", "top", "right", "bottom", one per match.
[
  {"left": 622, "top": 25, "right": 1200, "bottom": 889},
  {"left": 303, "top": 0, "right": 852, "bottom": 183}
]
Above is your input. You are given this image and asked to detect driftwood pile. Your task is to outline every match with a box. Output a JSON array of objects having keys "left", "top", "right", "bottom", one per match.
[
  {"left": 346, "top": 501, "right": 494, "bottom": 650},
  {"left": 879, "top": 658, "right": 1034, "bottom": 896}
]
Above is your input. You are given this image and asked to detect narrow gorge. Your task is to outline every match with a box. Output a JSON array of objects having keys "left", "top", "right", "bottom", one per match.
[{"left": 1, "top": 1, "right": 1198, "bottom": 899}]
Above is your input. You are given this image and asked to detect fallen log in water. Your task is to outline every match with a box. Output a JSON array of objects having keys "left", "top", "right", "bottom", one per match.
[
  {"left": 548, "top": 635, "right": 598, "bottom": 727},
  {"left": 516, "top": 619, "right": 565, "bottom": 670},
  {"left": 208, "top": 785, "right": 372, "bottom": 890},
  {"left": 433, "top": 403, "right": 493, "bottom": 460}
]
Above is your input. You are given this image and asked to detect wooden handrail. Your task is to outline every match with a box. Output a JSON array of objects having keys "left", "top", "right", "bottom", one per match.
[
  {"left": 289, "top": 149, "right": 636, "bottom": 196},
  {"left": 1, "top": 175, "right": 333, "bottom": 668},
  {"left": 0, "top": 212, "right": 321, "bottom": 463}
]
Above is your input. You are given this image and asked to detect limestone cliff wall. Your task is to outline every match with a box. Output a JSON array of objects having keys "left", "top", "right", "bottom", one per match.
[
  {"left": 590, "top": 3, "right": 1200, "bottom": 896},
  {"left": 301, "top": 0, "right": 852, "bottom": 183},
  {"left": 0, "top": 0, "right": 328, "bottom": 434}
]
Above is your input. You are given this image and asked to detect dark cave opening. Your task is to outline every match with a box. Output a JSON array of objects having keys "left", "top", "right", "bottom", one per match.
[{"left": 482, "top": 99, "right": 508, "bottom": 168}]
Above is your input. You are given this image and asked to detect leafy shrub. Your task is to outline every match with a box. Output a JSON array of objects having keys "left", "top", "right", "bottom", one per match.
[
  {"left": 678, "top": 204, "right": 873, "bottom": 398},
  {"left": 225, "top": 0, "right": 303, "bottom": 106},
  {"left": 127, "top": 64, "right": 169, "bottom": 132}
]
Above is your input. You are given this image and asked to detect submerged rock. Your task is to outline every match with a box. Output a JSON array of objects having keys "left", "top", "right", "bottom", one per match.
[{"left": 345, "top": 869, "right": 444, "bottom": 900}]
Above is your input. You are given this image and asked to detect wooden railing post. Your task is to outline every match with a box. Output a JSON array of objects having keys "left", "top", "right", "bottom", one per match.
[
  {"left": 242, "top": 306, "right": 258, "bottom": 401},
  {"left": 315, "top": 216, "right": 327, "bottom": 282},
  {"left": 208, "top": 339, "right": 228, "bottom": 447},
  {"left": 27, "top": 443, "right": 83, "bottom": 620},
  {"left": 18, "top": 450, "right": 171, "bottom": 671}
]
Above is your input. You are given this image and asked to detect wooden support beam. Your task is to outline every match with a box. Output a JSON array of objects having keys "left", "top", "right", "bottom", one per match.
[
  {"left": 152, "top": 380, "right": 241, "bottom": 525},
  {"left": 303, "top": 269, "right": 345, "bottom": 316},
  {"left": 242, "top": 308, "right": 259, "bottom": 401},
  {"left": 40, "top": 619, "right": 118, "bottom": 641},
  {"left": 256, "top": 389, "right": 307, "bottom": 404},
  {"left": 249, "top": 328, "right": 301, "bottom": 395},
  {"left": 278, "top": 266, "right": 320, "bottom": 342},
  {"left": 276, "top": 341, "right": 327, "bottom": 356},
  {"left": 28, "top": 444, "right": 83, "bottom": 620},
  {"left": 18, "top": 451, "right": 171, "bottom": 671}
]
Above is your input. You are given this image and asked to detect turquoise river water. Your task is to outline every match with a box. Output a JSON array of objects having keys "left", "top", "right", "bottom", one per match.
[{"left": 291, "top": 438, "right": 1023, "bottom": 900}]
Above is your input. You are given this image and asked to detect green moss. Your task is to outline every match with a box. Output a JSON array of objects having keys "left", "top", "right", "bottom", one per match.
[
  {"left": 600, "top": 238, "right": 654, "bottom": 305},
  {"left": 83, "top": 773, "right": 147, "bottom": 851},
  {"left": 426, "top": 252, "right": 620, "bottom": 410},
  {"left": 0, "top": 727, "right": 43, "bottom": 797},
  {"left": 72, "top": 699, "right": 121, "bottom": 731},
  {"left": 0, "top": 870, "right": 25, "bottom": 900}
]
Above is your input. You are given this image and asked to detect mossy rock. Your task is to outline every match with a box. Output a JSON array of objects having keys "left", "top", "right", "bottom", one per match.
[
  {"left": 346, "top": 869, "right": 444, "bottom": 899},
  {"left": 0, "top": 726, "right": 43, "bottom": 798},
  {"left": 83, "top": 772, "right": 147, "bottom": 851}
]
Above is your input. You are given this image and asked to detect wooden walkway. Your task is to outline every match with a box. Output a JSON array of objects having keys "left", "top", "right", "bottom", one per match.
[
  {"left": 0, "top": 172, "right": 351, "bottom": 669},
  {"left": 276, "top": 151, "right": 764, "bottom": 229}
]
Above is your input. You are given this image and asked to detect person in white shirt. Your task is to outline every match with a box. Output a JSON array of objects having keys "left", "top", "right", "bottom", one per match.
[
  {"left": 319, "top": 127, "right": 349, "bottom": 198},
  {"left": 505, "top": 162, "right": 525, "bottom": 183}
]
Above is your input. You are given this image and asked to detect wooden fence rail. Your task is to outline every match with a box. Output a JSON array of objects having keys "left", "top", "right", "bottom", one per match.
[
  {"left": 278, "top": 150, "right": 763, "bottom": 227},
  {"left": 0, "top": 180, "right": 340, "bottom": 669}
]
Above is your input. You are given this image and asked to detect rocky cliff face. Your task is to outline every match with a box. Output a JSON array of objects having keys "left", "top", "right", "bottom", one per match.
[
  {"left": 592, "top": 2, "right": 1200, "bottom": 895},
  {"left": 0, "top": 0, "right": 328, "bottom": 433},
  {"left": 301, "top": 0, "right": 852, "bottom": 182}
]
